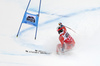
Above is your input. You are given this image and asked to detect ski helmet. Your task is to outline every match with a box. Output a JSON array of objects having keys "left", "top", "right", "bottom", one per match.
[
  {"left": 58, "top": 22, "right": 62, "bottom": 25},
  {"left": 57, "top": 27, "right": 63, "bottom": 34}
]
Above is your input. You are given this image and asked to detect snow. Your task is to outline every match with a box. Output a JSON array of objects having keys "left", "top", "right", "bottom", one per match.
[{"left": 0, "top": 0, "right": 100, "bottom": 66}]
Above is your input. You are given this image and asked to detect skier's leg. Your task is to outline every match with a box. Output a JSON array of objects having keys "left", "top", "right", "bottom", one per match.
[
  {"left": 56, "top": 44, "right": 61, "bottom": 54},
  {"left": 61, "top": 44, "right": 65, "bottom": 53},
  {"left": 66, "top": 37, "right": 75, "bottom": 50},
  {"left": 66, "top": 42, "right": 75, "bottom": 50}
]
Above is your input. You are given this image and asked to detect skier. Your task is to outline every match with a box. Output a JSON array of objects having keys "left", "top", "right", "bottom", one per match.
[{"left": 56, "top": 23, "right": 75, "bottom": 54}]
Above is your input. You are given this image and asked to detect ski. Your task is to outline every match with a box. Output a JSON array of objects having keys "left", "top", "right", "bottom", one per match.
[{"left": 25, "top": 50, "right": 51, "bottom": 54}]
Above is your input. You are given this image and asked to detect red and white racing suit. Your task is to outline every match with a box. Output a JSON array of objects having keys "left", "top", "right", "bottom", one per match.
[{"left": 59, "top": 27, "right": 75, "bottom": 50}]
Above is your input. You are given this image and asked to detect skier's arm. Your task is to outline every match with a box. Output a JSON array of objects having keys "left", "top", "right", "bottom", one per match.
[{"left": 62, "top": 26, "right": 67, "bottom": 31}]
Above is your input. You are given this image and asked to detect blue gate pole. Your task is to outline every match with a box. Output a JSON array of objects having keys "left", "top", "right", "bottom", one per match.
[
  {"left": 16, "top": 0, "right": 31, "bottom": 37},
  {"left": 35, "top": 0, "right": 42, "bottom": 39}
]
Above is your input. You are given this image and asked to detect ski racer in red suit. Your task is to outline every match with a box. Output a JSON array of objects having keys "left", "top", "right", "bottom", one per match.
[{"left": 56, "top": 23, "right": 75, "bottom": 53}]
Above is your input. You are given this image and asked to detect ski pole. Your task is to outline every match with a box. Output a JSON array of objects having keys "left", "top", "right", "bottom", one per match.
[{"left": 65, "top": 26, "right": 76, "bottom": 33}]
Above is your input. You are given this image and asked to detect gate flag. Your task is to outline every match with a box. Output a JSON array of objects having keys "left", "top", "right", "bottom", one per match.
[
  {"left": 16, "top": 0, "right": 41, "bottom": 39},
  {"left": 22, "top": 12, "right": 39, "bottom": 26}
]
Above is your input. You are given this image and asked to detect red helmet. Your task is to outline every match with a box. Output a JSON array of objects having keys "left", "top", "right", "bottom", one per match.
[{"left": 58, "top": 22, "right": 62, "bottom": 25}]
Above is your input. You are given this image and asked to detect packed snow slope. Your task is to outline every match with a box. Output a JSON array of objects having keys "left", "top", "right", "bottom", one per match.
[{"left": 0, "top": 0, "right": 100, "bottom": 66}]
